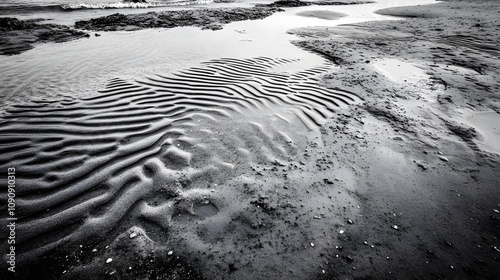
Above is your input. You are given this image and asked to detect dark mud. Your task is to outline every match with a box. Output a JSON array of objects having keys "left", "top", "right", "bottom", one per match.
[
  {"left": 0, "top": 17, "right": 89, "bottom": 55},
  {"left": 74, "top": 7, "right": 284, "bottom": 31}
]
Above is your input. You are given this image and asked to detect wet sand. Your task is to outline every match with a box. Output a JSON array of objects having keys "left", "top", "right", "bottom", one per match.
[{"left": 1, "top": 0, "right": 499, "bottom": 279}]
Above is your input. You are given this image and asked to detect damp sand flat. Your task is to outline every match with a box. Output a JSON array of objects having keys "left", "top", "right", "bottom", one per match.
[{"left": 2, "top": 0, "right": 499, "bottom": 279}]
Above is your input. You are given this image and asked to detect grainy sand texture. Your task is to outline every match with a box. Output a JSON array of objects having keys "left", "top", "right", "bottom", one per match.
[{"left": 1, "top": 0, "right": 499, "bottom": 279}]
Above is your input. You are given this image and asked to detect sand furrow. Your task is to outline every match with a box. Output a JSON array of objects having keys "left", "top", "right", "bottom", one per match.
[{"left": 3, "top": 57, "right": 361, "bottom": 267}]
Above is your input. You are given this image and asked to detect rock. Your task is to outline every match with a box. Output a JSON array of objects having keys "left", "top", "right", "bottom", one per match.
[
  {"left": 438, "top": 156, "right": 449, "bottom": 162},
  {"left": 106, "top": 258, "right": 113, "bottom": 263}
]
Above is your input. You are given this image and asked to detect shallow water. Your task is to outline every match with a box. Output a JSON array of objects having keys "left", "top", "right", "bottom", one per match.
[{"left": 1, "top": 0, "right": 437, "bottom": 108}]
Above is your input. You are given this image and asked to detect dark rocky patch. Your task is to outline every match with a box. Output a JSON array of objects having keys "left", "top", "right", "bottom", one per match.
[
  {"left": 261, "top": 0, "right": 372, "bottom": 8},
  {"left": 0, "top": 17, "right": 89, "bottom": 55},
  {"left": 75, "top": 7, "right": 284, "bottom": 32}
]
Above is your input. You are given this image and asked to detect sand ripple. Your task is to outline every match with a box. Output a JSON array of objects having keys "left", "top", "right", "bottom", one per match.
[{"left": 1, "top": 57, "right": 361, "bottom": 278}]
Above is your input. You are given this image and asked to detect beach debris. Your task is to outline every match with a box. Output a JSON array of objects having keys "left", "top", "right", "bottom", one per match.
[{"left": 106, "top": 258, "right": 113, "bottom": 264}]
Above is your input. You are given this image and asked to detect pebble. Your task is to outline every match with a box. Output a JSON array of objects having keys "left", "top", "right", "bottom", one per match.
[
  {"left": 393, "top": 136, "right": 404, "bottom": 141},
  {"left": 339, "top": 230, "right": 345, "bottom": 234},
  {"left": 355, "top": 134, "right": 364, "bottom": 139},
  {"left": 391, "top": 225, "right": 399, "bottom": 230},
  {"left": 347, "top": 219, "right": 354, "bottom": 224},
  {"left": 493, "top": 209, "right": 499, "bottom": 214},
  {"left": 168, "top": 251, "right": 174, "bottom": 256},
  {"left": 438, "top": 156, "right": 449, "bottom": 162},
  {"left": 106, "top": 258, "right": 113, "bottom": 264},
  {"left": 130, "top": 232, "right": 138, "bottom": 239},
  {"left": 310, "top": 242, "right": 315, "bottom": 247}
]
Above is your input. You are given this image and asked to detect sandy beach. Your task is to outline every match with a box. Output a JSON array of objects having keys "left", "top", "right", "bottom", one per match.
[{"left": 1, "top": 0, "right": 499, "bottom": 279}]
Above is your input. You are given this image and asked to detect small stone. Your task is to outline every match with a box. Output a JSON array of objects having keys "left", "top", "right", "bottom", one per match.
[
  {"left": 393, "top": 136, "right": 404, "bottom": 141},
  {"left": 347, "top": 219, "right": 353, "bottom": 225},
  {"left": 313, "top": 215, "right": 321, "bottom": 219},
  {"left": 130, "top": 232, "right": 138, "bottom": 239},
  {"left": 391, "top": 225, "right": 399, "bottom": 230},
  {"left": 439, "top": 156, "right": 449, "bottom": 162},
  {"left": 324, "top": 179, "right": 334, "bottom": 184},
  {"left": 355, "top": 134, "right": 364, "bottom": 139},
  {"left": 106, "top": 258, "right": 113, "bottom": 264},
  {"left": 92, "top": 248, "right": 97, "bottom": 252},
  {"left": 363, "top": 241, "right": 368, "bottom": 245},
  {"left": 168, "top": 251, "right": 174, "bottom": 256},
  {"left": 493, "top": 209, "right": 499, "bottom": 214},
  {"left": 339, "top": 230, "right": 345, "bottom": 234},
  {"left": 310, "top": 242, "right": 315, "bottom": 247}
]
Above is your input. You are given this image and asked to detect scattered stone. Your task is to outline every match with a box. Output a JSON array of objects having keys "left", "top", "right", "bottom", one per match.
[
  {"left": 347, "top": 219, "right": 354, "bottom": 224},
  {"left": 393, "top": 136, "right": 404, "bottom": 141},
  {"left": 106, "top": 258, "right": 113, "bottom": 263},
  {"left": 324, "top": 178, "right": 334, "bottom": 184},
  {"left": 130, "top": 231, "right": 138, "bottom": 239},
  {"left": 493, "top": 209, "right": 499, "bottom": 214},
  {"left": 310, "top": 242, "right": 315, "bottom": 247},
  {"left": 339, "top": 229, "right": 345, "bottom": 234},
  {"left": 438, "top": 156, "right": 449, "bottom": 162},
  {"left": 168, "top": 250, "right": 174, "bottom": 256},
  {"left": 391, "top": 225, "right": 399, "bottom": 230}
]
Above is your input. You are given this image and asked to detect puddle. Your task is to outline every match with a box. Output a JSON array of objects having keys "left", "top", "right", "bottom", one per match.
[
  {"left": 372, "top": 58, "right": 429, "bottom": 83},
  {"left": 458, "top": 109, "right": 500, "bottom": 155}
]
